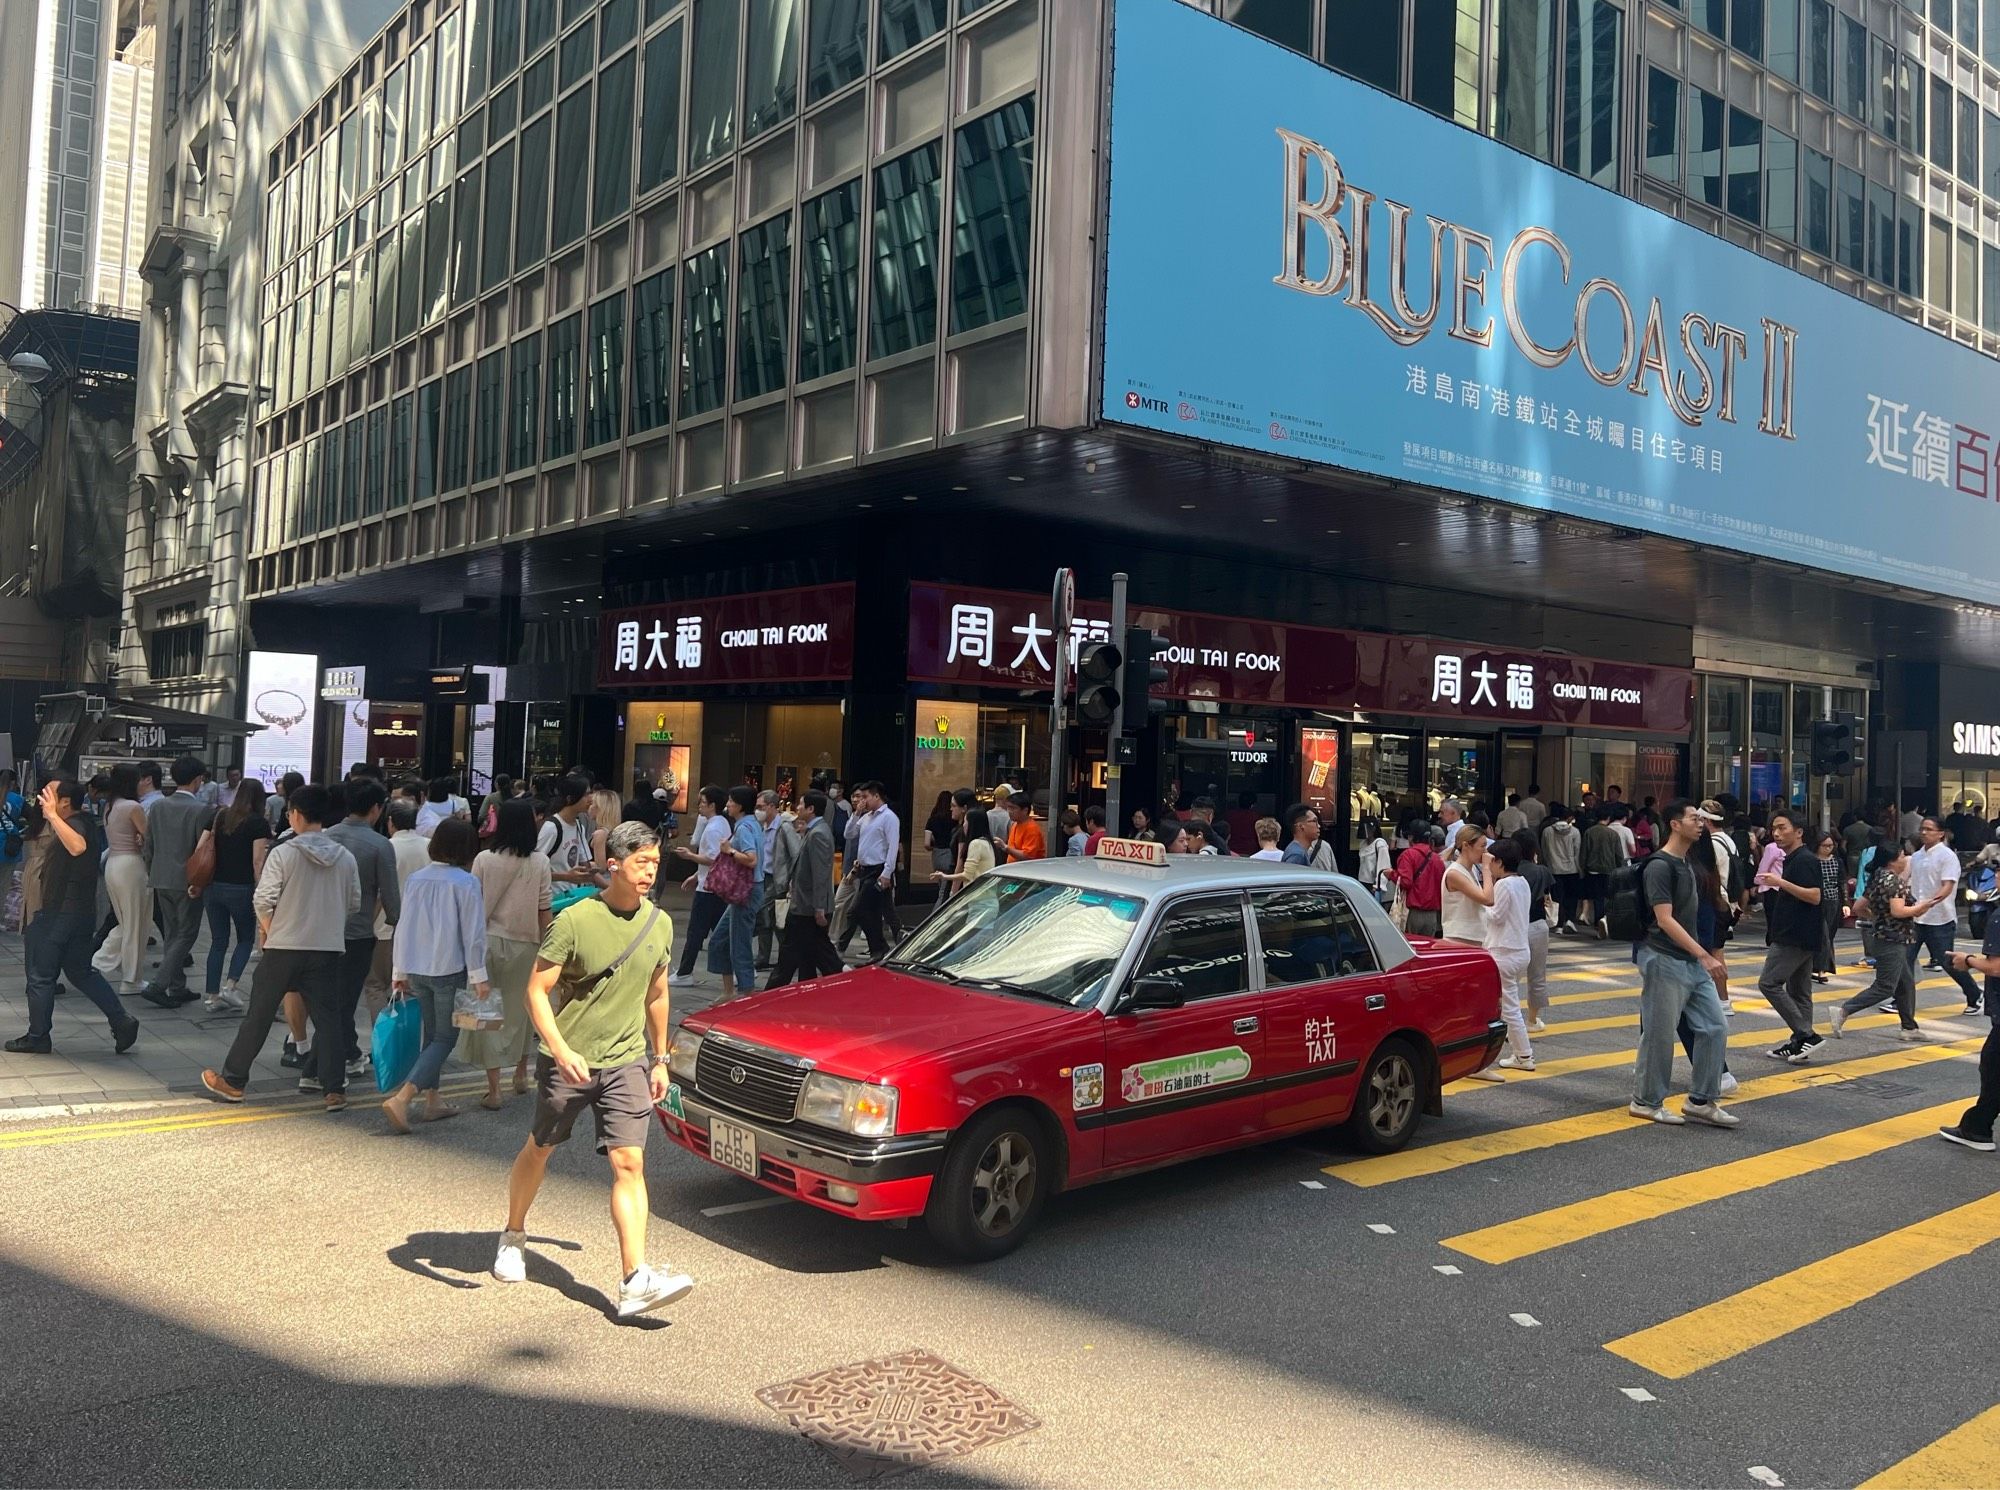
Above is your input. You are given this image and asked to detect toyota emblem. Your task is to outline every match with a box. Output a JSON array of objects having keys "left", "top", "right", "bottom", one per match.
[{"left": 729, "top": 1064, "right": 748, "bottom": 1085}]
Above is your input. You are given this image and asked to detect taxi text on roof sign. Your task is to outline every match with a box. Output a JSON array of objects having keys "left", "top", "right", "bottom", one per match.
[{"left": 1095, "top": 837, "right": 1166, "bottom": 866}]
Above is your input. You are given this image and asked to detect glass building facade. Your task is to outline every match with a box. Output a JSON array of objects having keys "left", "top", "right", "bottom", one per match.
[{"left": 247, "top": 0, "right": 1042, "bottom": 594}]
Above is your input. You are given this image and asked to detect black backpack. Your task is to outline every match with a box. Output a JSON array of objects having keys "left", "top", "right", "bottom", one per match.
[{"left": 1604, "top": 863, "right": 1649, "bottom": 942}]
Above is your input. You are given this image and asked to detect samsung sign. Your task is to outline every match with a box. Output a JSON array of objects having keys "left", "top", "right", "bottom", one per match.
[
  {"left": 1952, "top": 722, "right": 2000, "bottom": 758},
  {"left": 1101, "top": 0, "right": 2000, "bottom": 606}
]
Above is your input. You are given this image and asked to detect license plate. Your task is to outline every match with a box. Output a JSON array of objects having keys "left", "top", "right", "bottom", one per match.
[{"left": 709, "top": 1115, "right": 758, "bottom": 1178}]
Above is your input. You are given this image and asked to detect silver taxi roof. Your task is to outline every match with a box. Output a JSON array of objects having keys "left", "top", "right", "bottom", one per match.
[{"left": 991, "top": 853, "right": 1369, "bottom": 903}]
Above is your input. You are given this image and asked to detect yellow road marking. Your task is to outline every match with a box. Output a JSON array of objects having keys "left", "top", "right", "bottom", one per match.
[
  {"left": 1860, "top": 1404, "right": 2000, "bottom": 1488},
  {"left": 1442, "top": 1100, "right": 1963, "bottom": 1263},
  {"left": 1604, "top": 1190, "right": 2000, "bottom": 1379},
  {"left": 0, "top": 1080, "right": 490, "bottom": 1150},
  {"left": 1327, "top": 1038, "right": 1984, "bottom": 1187},
  {"left": 1443, "top": 1000, "right": 1967, "bottom": 1094}
]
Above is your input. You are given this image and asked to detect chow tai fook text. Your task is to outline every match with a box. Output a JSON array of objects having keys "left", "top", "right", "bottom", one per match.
[
  {"left": 594, "top": 583, "right": 856, "bottom": 689},
  {"left": 908, "top": 583, "right": 1694, "bottom": 734},
  {"left": 1272, "top": 128, "right": 1799, "bottom": 443}
]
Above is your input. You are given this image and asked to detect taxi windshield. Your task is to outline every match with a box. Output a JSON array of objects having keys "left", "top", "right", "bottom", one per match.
[{"left": 886, "top": 874, "right": 1147, "bottom": 1008}]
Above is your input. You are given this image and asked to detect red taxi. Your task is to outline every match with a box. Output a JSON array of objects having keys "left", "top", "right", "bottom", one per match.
[{"left": 660, "top": 844, "right": 1503, "bottom": 1259}]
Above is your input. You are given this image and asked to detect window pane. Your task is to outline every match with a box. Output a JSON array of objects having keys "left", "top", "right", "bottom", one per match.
[
  {"left": 1929, "top": 216, "right": 1951, "bottom": 311},
  {"left": 525, "top": 0, "right": 556, "bottom": 53},
  {"left": 1411, "top": 0, "right": 1480, "bottom": 125},
  {"left": 586, "top": 294, "right": 626, "bottom": 447},
  {"left": 1873, "top": 36, "right": 1896, "bottom": 143},
  {"left": 1805, "top": 0, "right": 1831, "bottom": 100},
  {"left": 1987, "top": 0, "right": 2000, "bottom": 66},
  {"left": 560, "top": 22, "right": 595, "bottom": 88},
  {"left": 593, "top": 50, "right": 636, "bottom": 226},
  {"left": 1765, "top": 128, "right": 1796, "bottom": 241},
  {"left": 950, "top": 98, "right": 1033, "bottom": 333},
  {"left": 545, "top": 312, "right": 581, "bottom": 460},
  {"left": 1834, "top": 163, "right": 1863, "bottom": 271},
  {"left": 481, "top": 139, "right": 515, "bottom": 290},
  {"left": 1768, "top": 0, "right": 1798, "bottom": 80},
  {"left": 639, "top": 22, "right": 684, "bottom": 192},
  {"left": 869, "top": 140, "right": 943, "bottom": 358},
  {"left": 744, "top": 0, "right": 802, "bottom": 140},
  {"left": 1726, "top": 107, "right": 1761, "bottom": 222},
  {"left": 508, "top": 331, "right": 541, "bottom": 470},
  {"left": 680, "top": 243, "right": 730, "bottom": 416},
  {"left": 342, "top": 417, "right": 363, "bottom": 522},
  {"left": 421, "top": 194, "right": 450, "bottom": 325},
  {"left": 523, "top": 50, "right": 555, "bottom": 114},
  {"left": 1220, "top": 0, "right": 1311, "bottom": 52},
  {"left": 1494, "top": 0, "right": 1558, "bottom": 161},
  {"left": 1732, "top": 0, "right": 1763, "bottom": 59},
  {"left": 492, "top": 0, "right": 522, "bottom": 79},
  {"left": 415, "top": 380, "right": 442, "bottom": 503},
  {"left": 1897, "top": 196, "right": 1919, "bottom": 295},
  {"left": 396, "top": 215, "right": 423, "bottom": 338},
  {"left": 1957, "top": 228, "right": 1978, "bottom": 321},
  {"left": 551, "top": 83, "right": 592, "bottom": 250},
  {"left": 1837, "top": 14, "right": 1865, "bottom": 121},
  {"left": 474, "top": 349, "right": 505, "bottom": 481},
  {"left": 1961, "top": 0, "right": 1980, "bottom": 48},
  {"left": 489, "top": 77, "right": 520, "bottom": 136},
  {"left": 737, "top": 213, "right": 792, "bottom": 398},
  {"left": 465, "top": 0, "right": 492, "bottom": 103},
  {"left": 365, "top": 406, "right": 388, "bottom": 515},
  {"left": 1959, "top": 93, "right": 1979, "bottom": 187},
  {"left": 1802, "top": 145, "right": 1831, "bottom": 256},
  {"left": 1643, "top": 67, "right": 1679, "bottom": 182},
  {"left": 1692, "top": 0, "right": 1724, "bottom": 37},
  {"left": 1689, "top": 86, "right": 1723, "bottom": 207},
  {"left": 798, "top": 180, "right": 861, "bottom": 380},
  {"left": 1254, "top": 890, "right": 1379, "bottom": 986},
  {"left": 1901, "top": 55, "right": 1920, "bottom": 152},
  {"left": 389, "top": 393, "right": 414, "bottom": 508},
  {"left": 1134, "top": 897, "right": 1249, "bottom": 1002},
  {"left": 1867, "top": 180, "right": 1894, "bottom": 285},
  {"left": 631, "top": 267, "right": 675, "bottom": 431},
  {"left": 879, "top": 0, "right": 947, "bottom": 62},
  {"left": 515, "top": 115, "right": 551, "bottom": 269},
  {"left": 451, "top": 164, "right": 482, "bottom": 306},
  {"left": 601, "top": 0, "right": 637, "bottom": 55},
  {"left": 1323, "top": 0, "right": 1402, "bottom": 91},
  {"left": 688, "top": 0, "right": 740, "bottom": 170},
  {"left": 1931, "top": 76, "right": 1952, "bottom": 170},
  {"left": 1984, "top": 242, "right": 2000, "bottom": 332},
  {"left": 808, "top": 0, "right": 868, "bottom": 101},
  {"left": 1561, "top": 0, "right": 1621, "bottom": 185}
]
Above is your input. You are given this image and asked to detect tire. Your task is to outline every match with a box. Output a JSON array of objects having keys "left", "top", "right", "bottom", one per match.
[
  {"left": 1346, "top": 1038, "right": 1424, "bottom": 1154},
  {"left": 923, "top": 1104, "right": 1049, "bottom": 1262}
]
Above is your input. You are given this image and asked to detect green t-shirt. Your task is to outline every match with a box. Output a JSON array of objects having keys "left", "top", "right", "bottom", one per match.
[{"left": 537, "top": 897, "right": 675, "bottom": 1070}]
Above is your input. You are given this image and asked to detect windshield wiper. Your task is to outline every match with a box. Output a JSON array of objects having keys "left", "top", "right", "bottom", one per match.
[
  {"left": 887, "top": 958, "right": 965, "bottom": 984},
  {"left": 951, "top": 974, "right": 1074, "bottom": 1005}
]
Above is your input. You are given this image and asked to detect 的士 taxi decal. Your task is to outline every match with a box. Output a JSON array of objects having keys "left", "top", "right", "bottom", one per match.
[{"left": 1120, "top": 1046, "right": 1253, "bottom": 1103}]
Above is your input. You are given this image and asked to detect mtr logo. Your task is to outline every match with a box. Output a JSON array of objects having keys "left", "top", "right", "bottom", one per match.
[{"left": 1124, "top": 390, "right": 1169, "bottom": 414}]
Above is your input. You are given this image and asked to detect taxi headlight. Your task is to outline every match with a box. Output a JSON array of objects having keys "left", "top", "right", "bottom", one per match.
[
  {"left": 667, "top": 1032, "right": 702, "bottom": 1083},
  {"left": 798, "top": 1072, "right": 899, "bottom": 1137}
]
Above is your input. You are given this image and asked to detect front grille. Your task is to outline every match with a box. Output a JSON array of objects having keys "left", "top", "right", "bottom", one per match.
[{"left": 694, "top": 1037, "right": 808, "bottom": 1124}]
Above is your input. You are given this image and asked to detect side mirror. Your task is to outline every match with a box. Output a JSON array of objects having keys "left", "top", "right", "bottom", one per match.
[{"left": 1125, "top": 974, "right": 1186, "bottom": 1012}]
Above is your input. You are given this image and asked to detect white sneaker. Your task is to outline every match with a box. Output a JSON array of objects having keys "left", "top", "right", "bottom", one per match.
[
  {"left": 1719, "top": 999, "right": 1735, "bottom": 1018},
  {"left": 1719, "top": 1072, "right": 1739, "bottom": 1095},
  {"left": 1682, "top": 1099, "right": 1741, "bottom": 1128},
  {"left": 1899, "top": 1027, "right": 1926, "bottom": 1042},
  {"left": 202, "top": 993, "right": 224, "bottom": 1011},
  {"left": 1525, "top": 1019, "right": 1547, "bottom": 1035},
  {"left": 616, "top": 1264, "right": 694, "bottom": 1318},
  {"left": 1829, "top": 1007, "right": 1847, "bottom": 1038},
  {"left": 215, "top": 986, "right": 246, "bottom": 1013},
  {"left": 492, "top": 1230, "right": 527, "bottom": 1283},
  {"left": 1466, "top": 1066, "right": 1506, "bottom": 1082},
  {"left": 1497, "top": 1053, "right": 1536, "bottom": 1072},
  {"left": 1629, "top": 1101, "right": 1686, "bottom": 1125}
]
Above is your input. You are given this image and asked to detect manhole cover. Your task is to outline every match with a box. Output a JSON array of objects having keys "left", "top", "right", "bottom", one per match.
[
  {"left": 757, "top": 1349, "right": 1039, "bottom": 1480},
  {"left": 1840, "top": 1078, "right": 1921, "bottom": 1099}
]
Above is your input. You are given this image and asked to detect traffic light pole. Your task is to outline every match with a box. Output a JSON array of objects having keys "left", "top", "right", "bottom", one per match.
[
  {"left": 1049, "top": 567, "right": 1075, "bottom": 837},
  {"left": 1821, "top": 683, "right": 1833, "bottom": 836},
  {"left": 1106, "top": 571, "right": 1129, "bottom": 834}
]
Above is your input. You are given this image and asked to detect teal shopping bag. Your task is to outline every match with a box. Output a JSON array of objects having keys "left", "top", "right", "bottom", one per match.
[{"left": 372, "top": 996, "right": 422, "bottom": 1094}]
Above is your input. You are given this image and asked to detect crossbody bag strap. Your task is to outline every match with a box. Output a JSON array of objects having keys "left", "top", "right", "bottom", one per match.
[{"left": 602, "top": 903, "right": 662, "bottom": 979}]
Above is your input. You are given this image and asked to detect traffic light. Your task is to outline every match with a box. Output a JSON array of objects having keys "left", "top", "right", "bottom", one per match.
[
  {"left": 1810, "top": 713, "right": 1858, "bottom": 775},
  {"left": 1121, "top": 627, "right": 1171, "bottom": 728},
  {"left": 1077, "top": 637, "right": 1122, "bottom": 726}
]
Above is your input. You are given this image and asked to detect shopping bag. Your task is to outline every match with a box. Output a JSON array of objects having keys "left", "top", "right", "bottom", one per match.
[
  {"left": 453, "top": 983, "right": 505, "bottom": 1031},
  {"left": 372, "top": 996, "right": 422, "bottom": 1093}
]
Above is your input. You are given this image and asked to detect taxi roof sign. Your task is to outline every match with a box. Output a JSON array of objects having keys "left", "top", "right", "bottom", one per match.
[{"left": 1094, "top": 836, "right": 1166, "bottom": 867}]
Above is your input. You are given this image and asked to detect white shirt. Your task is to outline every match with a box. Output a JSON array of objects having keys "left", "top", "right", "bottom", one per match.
[
  {"left": 1496, "top": 806, "right": 1527, "bottom": 837},
  {"left": 1909, "top": 842, "right": 1960, "bottom": 926},
  {"left": 1251, "top": 847, "right": 1284, "bottom": 861},
  {"left": 1483, "top": 875, "right": 1531, "bottom": 958},
  {"left": 689, "top": 812, "right": 729, "bottom": 890},
  {"left": 1612, "top": 822, "right": 1636, "bottom": 859},
  {"left": 1518, "top": 797, "right": 1547, "bottom": 829},
  {"left": 855, "top": 804, "right": 899, "bottom": 871},
  {"left": 1357, "top": 837, "right": 1391, "bottom": 891},
  {"left": 1440, "top": 861, "right": 1487, "bottom": 943}
]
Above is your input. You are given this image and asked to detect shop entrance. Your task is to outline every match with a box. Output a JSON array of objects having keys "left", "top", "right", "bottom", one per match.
[
  {"left": 1165, "top": 717, "right": 1283, "bottom": 846},
  {"left": 619, "top": 699, "right": 843, "bottom": 810}
]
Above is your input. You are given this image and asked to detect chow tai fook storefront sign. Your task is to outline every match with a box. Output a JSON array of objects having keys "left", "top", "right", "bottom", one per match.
[
  {"left": 908, "top": 583, "right": 1693, "bottom": 733},
  {"left": 1100, "top": 0, "right": 2000, "bottom": 608},
  {"left": 595, "top": 583, "right": 856, "bottom": 688}
]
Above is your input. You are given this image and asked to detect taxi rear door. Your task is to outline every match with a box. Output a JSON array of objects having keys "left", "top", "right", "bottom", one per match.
[
  {"left": 1097, "top": 892, "right": 1267, "bottom": 1167},
  {"left": 1252, "top": 886, "right": 1390, "bottom": 1130}
]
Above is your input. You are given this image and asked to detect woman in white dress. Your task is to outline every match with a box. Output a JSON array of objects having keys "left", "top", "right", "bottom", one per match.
[
  {"left": 1437, "top": 824, "right": 1490, "bottom": 948},
  {"left": 90, "top": 764, "right": 150, "bottom": 991}
]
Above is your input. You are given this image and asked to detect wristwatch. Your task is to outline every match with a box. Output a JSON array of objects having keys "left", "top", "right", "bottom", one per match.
[{"left": 648, "top": 1053, "right": 671, "bottom": 1069}]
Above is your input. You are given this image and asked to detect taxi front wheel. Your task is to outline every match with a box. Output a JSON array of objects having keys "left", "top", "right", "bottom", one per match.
[
  {"left": 1346, "top": 1038, "right": 1423, "bottom": 1154},
  {"left": 925, "top": 1105, "right": 1049, "bottom": 1261}
]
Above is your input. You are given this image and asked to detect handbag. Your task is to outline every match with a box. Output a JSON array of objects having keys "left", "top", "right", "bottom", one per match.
[
  {"left": 453, "top": 983, "right": 505, "bottom": 1031},
  {"left": 707, "top": 845, "right": 753, "bottom": 906},
  {"left": 185, "top": 811, "right": 220, "bottom": 895},
  {"left": 372, "top": 996, "right": 423, "bottom": 1093}
]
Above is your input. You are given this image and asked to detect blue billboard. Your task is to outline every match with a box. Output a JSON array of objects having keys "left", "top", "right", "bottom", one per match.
[{"left": 1101, "top": 0, "right": 2000, "bottom": 605}]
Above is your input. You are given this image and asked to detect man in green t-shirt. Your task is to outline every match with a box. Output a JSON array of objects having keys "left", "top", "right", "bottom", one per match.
[{"left": 493, "top": 819, "right": 690, "bottom": 1319}]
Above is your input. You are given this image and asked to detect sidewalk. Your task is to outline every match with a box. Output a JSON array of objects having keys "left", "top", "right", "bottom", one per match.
[{"left": 0, "top": 894, "right": 739, "bottom": 1111}]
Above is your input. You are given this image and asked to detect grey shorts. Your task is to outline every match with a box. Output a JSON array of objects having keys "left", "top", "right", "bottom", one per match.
[{"left": 529, "top": 1055, "right": 652, "bottom": 1154}]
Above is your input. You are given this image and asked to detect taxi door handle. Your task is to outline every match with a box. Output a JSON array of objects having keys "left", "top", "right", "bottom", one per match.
[
  {"left": 1233, "top": 1016, "right": 1259, "bottom": 1034},
  {"left": 1365, "top": 995, "right": 1387, "bottom": 1011}
]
